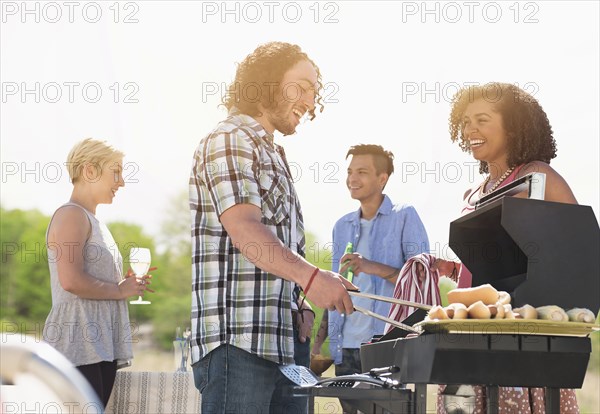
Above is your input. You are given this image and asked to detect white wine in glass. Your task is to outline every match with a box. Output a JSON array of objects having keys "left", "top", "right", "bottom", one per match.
[{"left": 129, "top": 247, "right": 151, "bottom": 305}]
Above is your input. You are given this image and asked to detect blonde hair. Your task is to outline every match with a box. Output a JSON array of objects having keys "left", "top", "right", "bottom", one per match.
[{"left": 66, "top": 138, "right": 125, "bottom": 183}]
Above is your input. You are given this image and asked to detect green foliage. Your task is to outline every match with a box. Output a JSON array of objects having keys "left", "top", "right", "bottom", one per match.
[
  {"left": 107, "top": 222, "right": 156, "bottom": 265},
  {"left": 158, "top": 191, "right": 190, "bottom": 256},
  {"left": 304, "top": 231, "right": 334, "bottom": 272},
  {"left": 146, "top": 248, "right": 191, "bottom": 349},
  {"left": 148, "top": 192, "right": 192, "bottom": 349},
  {"left": 1, "top": 207, "right": 51, "bottom": 331},
  {"left": 109, "top": 211, "right": 192, "bottom": 349},
  {"left": 0, "top": 204, "right": 191, "bottom": 351},
  {"left": 304, "top": 232, "right": 332, "bottom": 357}
]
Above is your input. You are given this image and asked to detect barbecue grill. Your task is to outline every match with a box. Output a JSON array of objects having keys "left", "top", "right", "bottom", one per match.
[{"left": 305, "top": 195, "right": 600, "bottom": 414}]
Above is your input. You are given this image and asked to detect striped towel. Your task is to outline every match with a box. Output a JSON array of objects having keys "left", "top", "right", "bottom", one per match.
[{"left": 385, "top": 253, "right": 441, "bottom": 333}]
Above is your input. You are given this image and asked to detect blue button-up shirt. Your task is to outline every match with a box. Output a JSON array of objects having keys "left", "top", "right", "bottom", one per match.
[{"left": 328, "top": 195, "right": 430, "bottom": 364}]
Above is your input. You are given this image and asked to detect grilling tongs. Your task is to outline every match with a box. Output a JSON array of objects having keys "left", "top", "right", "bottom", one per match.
[{"left": 347, "top": 289, "right": 432, "bottom": 334}]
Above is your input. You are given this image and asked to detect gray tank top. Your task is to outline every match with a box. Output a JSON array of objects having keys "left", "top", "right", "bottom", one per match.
[{"left": 43, "top": 202, "right": 133, "bottom": 366}]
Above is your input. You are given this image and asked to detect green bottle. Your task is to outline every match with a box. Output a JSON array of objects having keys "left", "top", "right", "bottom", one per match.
[{"left": 343, "top": 242, "right": 354, "bottom": 283}]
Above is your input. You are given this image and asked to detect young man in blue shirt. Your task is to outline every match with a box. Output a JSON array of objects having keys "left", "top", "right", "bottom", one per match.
[{"left": 311, "top": 144, "right": 430, "bottom": 414}]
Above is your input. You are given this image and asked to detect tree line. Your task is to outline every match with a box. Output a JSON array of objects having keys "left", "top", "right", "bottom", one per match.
[{"left": 0, "top": 195, "right": 332, "bottom": 353}]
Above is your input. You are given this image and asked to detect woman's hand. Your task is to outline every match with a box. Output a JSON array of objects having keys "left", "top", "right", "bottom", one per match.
[
  {"left": 118, "top": 276, "right": 145, "bottom": 299},
  {"left": 432, "top": 259, "right": 459, "bottom": 280},
  {"left": 416, "top": 259, "right": 459, "bottom": 282},
  {"left": 121, "top": 266, "right": 156, "bottom": 298}
]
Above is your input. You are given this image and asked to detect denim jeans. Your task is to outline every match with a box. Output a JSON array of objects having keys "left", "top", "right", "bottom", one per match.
[
  {"left": 293, "top": 330, "right": 310, "bottom": 368},
  {"left": 192, "top": 342, "right": 308, "bottom": 414}
]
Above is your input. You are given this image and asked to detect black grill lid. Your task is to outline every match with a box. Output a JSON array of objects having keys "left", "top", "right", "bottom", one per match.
[{"left": 449, "top": 197, "right": 600, "bottom": 314}]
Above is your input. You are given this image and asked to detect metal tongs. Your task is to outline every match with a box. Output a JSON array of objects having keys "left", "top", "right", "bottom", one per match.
[{"left": 348, "top": 289, "right": 431, "bottom": 334}]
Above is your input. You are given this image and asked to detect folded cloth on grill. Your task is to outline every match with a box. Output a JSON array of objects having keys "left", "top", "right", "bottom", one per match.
[{"left": 385, "top": 253, "right": 441, "bottom": 333}]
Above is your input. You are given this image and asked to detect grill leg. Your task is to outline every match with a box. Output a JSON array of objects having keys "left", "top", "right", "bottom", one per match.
[
  {"left": 414, "top": 384, "right": 427, "bottom": 414},
  {"left": 486, "top": 386, "right": 499, "bottom": 414},
  {"left": 544, "top": 388, "right": 560, "bottom": 414}
]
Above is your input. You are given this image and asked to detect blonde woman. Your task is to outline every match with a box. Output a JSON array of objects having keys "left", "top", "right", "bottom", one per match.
[{"left": 43, "top": 138, "right": 151, "bottom": 406}]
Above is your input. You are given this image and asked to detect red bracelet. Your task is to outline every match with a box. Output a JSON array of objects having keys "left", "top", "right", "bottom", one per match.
[{"left": 303, "top": 267, "right": 319, "bottom": 295}]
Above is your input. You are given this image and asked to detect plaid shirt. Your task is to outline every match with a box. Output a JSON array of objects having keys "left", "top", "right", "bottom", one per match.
[{"left": 189, "top": 110, "right": 305, "bottom": 365}]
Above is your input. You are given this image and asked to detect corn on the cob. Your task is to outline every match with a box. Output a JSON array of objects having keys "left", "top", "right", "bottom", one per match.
[
  {"left": 513, "top": 305, "right": 538, "bottom": 319},
  {"left": 566, "top": 308, "right": 596, "bottom": 323},
  {"left": 427, "top": 305, "right": 449, "bottom": 320},
  {"left": 468, "top": 301, "right": 492, "bottom": 319},
  {"left": 536, "top": 305, "right": 568, "bottom": 322}
]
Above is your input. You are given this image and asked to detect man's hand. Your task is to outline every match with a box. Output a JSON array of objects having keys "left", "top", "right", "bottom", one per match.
[
  {"left": 296, "top": 308, "right": 315, "bottom": 343},
  {"left": 304, "top": 269, "right": 356, "bottom": 314},
  {"left": 339, "top": 253, "right": 400, "bottom": 283},
  {"left": 310, "top": 310, "right": 328, "bottom": 356},
  {"left": 220, "top": 205, "right": 357, "bottom": 314},
  {"left": 339, "top": 253, "right": 373, "bottom": 276}
]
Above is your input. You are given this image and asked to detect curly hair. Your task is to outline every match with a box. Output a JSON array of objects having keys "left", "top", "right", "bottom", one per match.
[
  {"left": 448, "top": 82, "right": 557, "bottom": 174},
  {"left": 346, "top": 144, "right": 395, "bottom": 176},
  {"left": 222, "top": 42, "right": 324, "bottom": 121}
]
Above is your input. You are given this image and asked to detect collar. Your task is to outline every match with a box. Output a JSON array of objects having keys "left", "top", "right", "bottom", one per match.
[
  {"left": 344, "top": 194, "right": 393, "bottom": 223},
  {"left": 228, "top": 107, "right": 275, "bottom": 146}
]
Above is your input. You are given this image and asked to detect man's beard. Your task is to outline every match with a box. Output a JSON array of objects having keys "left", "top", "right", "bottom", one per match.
[{"left": 267, "top": 103, "right": 297, "bottom": 136}]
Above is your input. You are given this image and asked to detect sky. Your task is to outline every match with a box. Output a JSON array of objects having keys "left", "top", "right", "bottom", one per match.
[{"left": 2, "top": 0, "right": 599, "bottom": 261}]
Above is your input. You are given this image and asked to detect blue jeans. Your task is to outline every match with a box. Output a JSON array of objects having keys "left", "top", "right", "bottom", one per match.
[
  {"left": 293, "top": 329, "right": 310, "bottom": 368},
  {"left": 193, "top": 342, "right": 308, "bottom": 414}
]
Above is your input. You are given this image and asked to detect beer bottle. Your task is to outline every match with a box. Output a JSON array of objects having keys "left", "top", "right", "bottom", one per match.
[{"left": 342, "top": 242, "right": 354, "bottom": 283}]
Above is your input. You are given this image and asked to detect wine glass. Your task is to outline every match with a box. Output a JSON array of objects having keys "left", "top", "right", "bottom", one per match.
[{"left": 129, "top": 247, "right": 151, "bottom": 305}]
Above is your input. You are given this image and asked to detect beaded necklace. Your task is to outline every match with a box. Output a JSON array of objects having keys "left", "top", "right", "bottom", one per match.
[{"left": 480, "top": 166, "right": 515, "bottom": 196}]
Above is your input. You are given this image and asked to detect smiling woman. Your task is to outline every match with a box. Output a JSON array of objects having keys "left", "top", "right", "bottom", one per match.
[
  {"left": 43, "top": 138, "right": 153, "bottom": 407},
  {"left": 432, "top": 82, "right": 581, "bottom": 414},
  {"left": 449, "top": 82, "right": 577, "bottom": 211}
]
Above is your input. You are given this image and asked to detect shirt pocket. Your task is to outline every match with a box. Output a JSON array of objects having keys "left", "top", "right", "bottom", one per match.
[
  {"left": 258, "top": 169, "right": 290, "bottom": 225},
  {"left": 379, "top": 230, "right": 403, "bottom": 266}
]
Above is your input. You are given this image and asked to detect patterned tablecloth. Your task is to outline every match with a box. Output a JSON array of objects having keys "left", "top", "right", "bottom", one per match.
[{"left": 106, "top": 371, "right": 201, "bottom": 414}]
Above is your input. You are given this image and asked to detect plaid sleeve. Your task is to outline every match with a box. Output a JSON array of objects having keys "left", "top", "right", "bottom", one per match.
[{"left": 200, "top": 130, "right": 262, "bottom": 217}]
